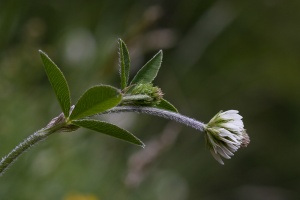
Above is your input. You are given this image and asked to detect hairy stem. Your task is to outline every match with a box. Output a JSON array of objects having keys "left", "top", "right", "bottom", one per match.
[
  {"left": 105, "top": 106, "right": 206, "bottom": 132},
  {"left": 0, "top": 106, "right": 206, "bottom": 177},
  {"left": 0, "top": 129, "right": 48, "bottom": 176},
  {"left": 0, "top": 114, "right": 67, "bottom": 176}
]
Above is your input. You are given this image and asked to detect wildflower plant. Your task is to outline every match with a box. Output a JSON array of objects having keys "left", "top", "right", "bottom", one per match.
[{"left": 0, "top": 39, "right": 250, "bottom": 176}]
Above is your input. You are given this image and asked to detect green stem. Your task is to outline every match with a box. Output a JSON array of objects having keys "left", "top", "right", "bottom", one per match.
[
  {"left": 0, "top": 114, "right": 67, "bottom": 176},
  {"left": 0, "top": 106, "right": 206, "bottom": 177},
  {"left": 105, "top": 106, "right": 206, "bottom": 132},
  {"left": 0, "top": 129, "right": 49, "bottom": 176}
]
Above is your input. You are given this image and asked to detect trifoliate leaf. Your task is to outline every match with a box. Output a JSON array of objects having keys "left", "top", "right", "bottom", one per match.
[
  {"left": 118, "top": 38, "right": 130, "bottom": 90},
  {"left": 69, "top": 85, "right": 122, "bottom": 120},
  {"left": 39, "top": 50, "right": 71, "bottom": 117},
  {"left": 130, "top": 50, "right": 163, "bottom": 85},
  {"left": 155, "top": 98, "right": 178, "bottom": 113},
  {"left": 72, "top": 119, "right": 144, "bottom": 147}
]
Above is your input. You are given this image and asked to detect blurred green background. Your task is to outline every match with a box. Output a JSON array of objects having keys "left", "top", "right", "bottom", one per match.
[{"left": 1, "top": 0, "right": 300, "bottom": 199}]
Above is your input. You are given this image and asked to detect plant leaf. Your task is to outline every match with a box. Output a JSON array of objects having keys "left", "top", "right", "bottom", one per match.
[
  {"left": 155, "top": 98, "right": 178, "bottom": 113},
  {"left": 69, "top": 85, "right": 122, "bottom": 120},
  {"left": 130, "top": 50, "right": 163, "bottom": 85},
  {"left": 118, "top": 38, "right": 130, "bottom": 90},
  {"left": 39, "top": 50, "right": 71, "bottom": 117},
  {"left": 72, "top": 119, "right": 144, "bottom": 147}
]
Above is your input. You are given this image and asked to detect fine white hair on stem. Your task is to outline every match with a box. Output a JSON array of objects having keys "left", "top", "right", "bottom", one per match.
[
  {"left": 104, "top": 106, "right": 206, "bottom": 132},
  {"left": 0, "top": 129, "right": 48, "bottom": 176}
]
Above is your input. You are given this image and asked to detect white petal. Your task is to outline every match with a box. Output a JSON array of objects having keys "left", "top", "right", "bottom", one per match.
[
  {"left": 231, "top": 119, "right": 244, "bottom": 127},
  {"left": 220, "top": 111, "right": 243, "bottom": 121},
  {"left": 221, "top": 110, "right": 239, "bottom": 115},
  {"left": 220, "top": 137, "right": 239, "bottom": 145},
  {"left": 219, "top": 111, "right": 239, "bottom": 118},
  {"left": 220, "top": 145, "right": 234, "bottom": 156},
  {"left": 218, "top": 128, "right": 240, "bottom": 143},
  {"left": 227, "top": 143, "right": 239, "bottom": 152},
  {"left": 216, "top": 146, "right": 231, "bottom": 159},
  {"left": 210, "top": 149, "right": 224, "bottom": 165},
  {"left": 224, "top": 123, "right": 241, "bottom": 130},
  {"left": 218, "top": 128, "right": 235, "bottom": 136},
  {"left": 222, "top": 123, "right": 243, "bottom": 133},
  {"left": 207, "top": 132, "right": 218, "bottom": 147},
  {"left": 221, "top": 114, "right": 242, "bottom": 121}
]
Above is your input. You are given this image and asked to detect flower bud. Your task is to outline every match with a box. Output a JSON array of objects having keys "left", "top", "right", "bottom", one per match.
[{"left": 122, "top": 83, "right": 164, "bottom": 106}]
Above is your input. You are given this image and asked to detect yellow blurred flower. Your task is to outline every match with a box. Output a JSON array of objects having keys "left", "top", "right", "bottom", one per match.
[{"left": 63, "top": 193, "right": 99, "bottom": 200}]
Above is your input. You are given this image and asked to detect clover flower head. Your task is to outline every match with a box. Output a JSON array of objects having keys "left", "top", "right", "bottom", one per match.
[{"left": 204, "top": 110, "right": 250, "bottom": 165}]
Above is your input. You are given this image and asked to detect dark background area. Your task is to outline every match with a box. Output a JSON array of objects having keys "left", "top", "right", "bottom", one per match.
[{"left": 1, "top": 0, "right": 300, "bottom": 199}]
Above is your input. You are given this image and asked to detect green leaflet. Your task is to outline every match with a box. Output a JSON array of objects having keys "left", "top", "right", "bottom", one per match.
[
  {"left": 130, "top": 50, "right": 163, "bottom": 85},
  {"left": 118, "top": 39, "right": 131, "bottom": 90},
  {"left": 69, "top": 85, "right": 122, "bottom": 120},
  {"left": 39, "top": 50, "right": 71, "bottom": 117},
  {"left": 155, "top": 98, "right": 178, "bottom": 113},
  {"left": 72, "top": 119, "right": 144, "bottom": 147}
]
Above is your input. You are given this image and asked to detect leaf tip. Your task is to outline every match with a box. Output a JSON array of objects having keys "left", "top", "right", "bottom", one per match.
[
  {"left": 158, "top": 50, "right": 163, "bottom": 56},
  {"left": 118, "top": 38, "right": 125, "bottom": 45},
  {"left": 38, "top": 49, "right": 46, "bottom": 55},
  {"left": 136, "top": 140, "right": 146, "bottom": 148},
  {"left": 38, "top": 50, "right": 49, "bottom": 60}
]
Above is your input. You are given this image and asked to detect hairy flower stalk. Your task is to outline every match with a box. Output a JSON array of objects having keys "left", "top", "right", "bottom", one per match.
[
  {"left": 106, "top": 107, "right": 250, "bottom": 164},
  {"left": 204, "top": 110, "right": 250, "bottom": 165},
  {"left": 106, "top": 106, "right": 206, "bottom": 132}
]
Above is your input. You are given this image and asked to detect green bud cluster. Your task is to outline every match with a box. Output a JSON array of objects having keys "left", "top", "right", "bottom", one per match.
[{"left": 122, "top": 83, "right": 164, "bottom": 106}]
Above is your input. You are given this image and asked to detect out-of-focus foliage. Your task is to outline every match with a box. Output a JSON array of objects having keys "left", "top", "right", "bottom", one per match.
[{"left": 1, "top": 0, "right": 300, "bottom": 199}]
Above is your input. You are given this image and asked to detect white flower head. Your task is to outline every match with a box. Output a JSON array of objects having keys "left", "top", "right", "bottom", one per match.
[{"left": 204, "top": 110, "right": 250, "bottom": 165}]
